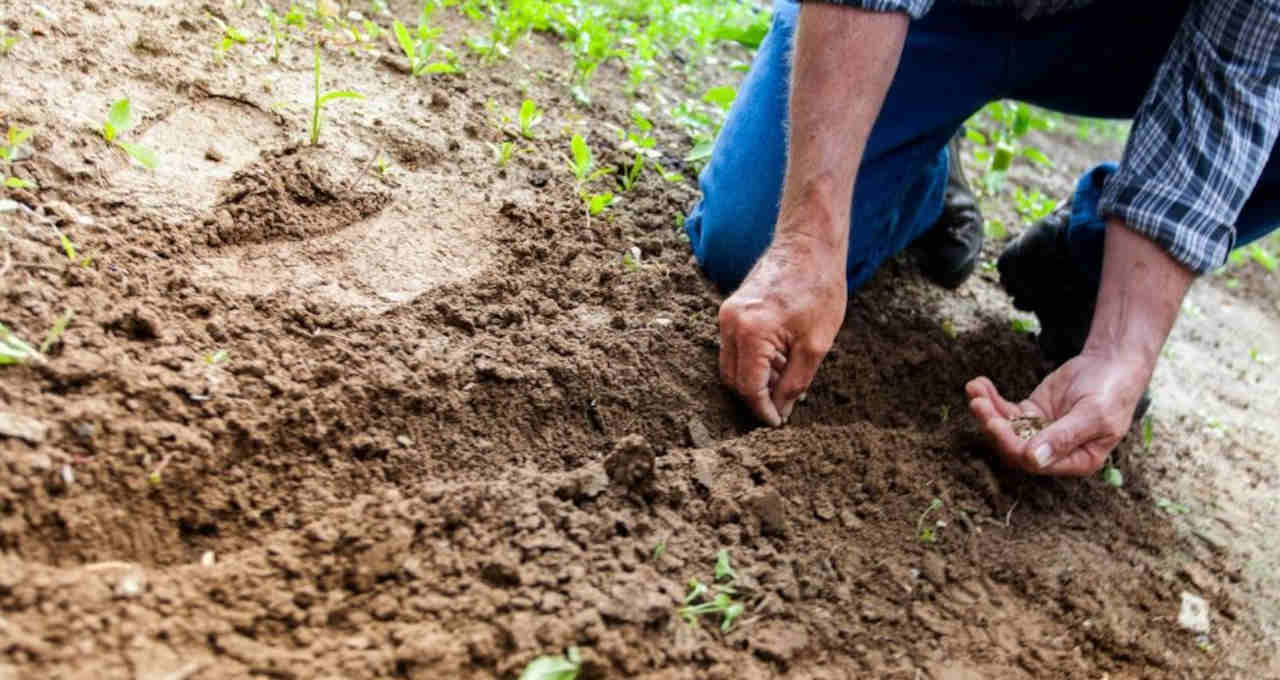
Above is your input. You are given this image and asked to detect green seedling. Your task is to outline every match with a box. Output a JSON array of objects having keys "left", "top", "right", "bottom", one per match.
[
  {"left": 1248, "top": 243, "right": 1277, "bottom": 272},
  {"left": 488, "top": 141, "right": 515, "bottom": 167},
  {"left": 40, "top": 309, "right": 73, "bottom": 354},
  {"left": 519, "top": 647, "right": 580, "bottom": 680},
  {"left": 0, "top": 324, "right": 43, "bottom": 365},
  {"left": 216, "top": 25, "right": 252, "bottom": 56},
  {"left": 204, "top": 349, "right": 230, "bottom": 366},
  {"left": 4, "top": 177, "right": 33, "bottom": 190},
  {"left": 2, "top": 125, "right": 32, "bottom": 161},
  {"left": 679, "top": 591, "right": 745, "bottom": 632},
  {"left": 702, "top": 85, "right": 736, "bottom": 111},
  {"left": 713, "top": 548, "right": 736, "bottom": 582},
  {"left": 101, "top": 98, "right": 157, "bottom": 169},
  {"left": 652, "top": 540, "right": 666, "bottom": 560},
  {"left": 1013, "top": 186, "right": 1060, "bottom": 224},
  {"left": 392, "top": 5, "right": 457, "bottom": 77},
  {"left": 1010, "top": 317, "right": 1037, "bottom": 334},
  {"left": 917, "top": 497, "right": 943, "bottom": 544},
  {"left": 1155, "top": 497, "right": 1190, "bottom": 515},
  {"left": 1, "top": 30, "right": 20, "bottom": 54},
  {"left": 621, "top": 249, "right": 639, "bottom": 272},
  {"left": 618, "top": 153, "right": 644, "bottom": 192},
  {"left": 265, "top": 10, "right": 284, "bottom": 61},
  {"left": 1101, "top": 463, "right": 1123, "bottom": 488},
  {"left": 518, "top": 98, "right": 542, "bottom": 139},
  {"left": 374, "top": 155, "right": 390, "bottom": 175},
  {"left": 310, "top": 43, "right": 364, "bottom": 145},
  {"left": 1141, "top": 414, "right": 1154, "bottom": 451},
  {"left": 984, "top": 217, "right": 1008, "bottom": 240},
  {"left": 586, "top": 191, "right": 613, "bottom": 216}
]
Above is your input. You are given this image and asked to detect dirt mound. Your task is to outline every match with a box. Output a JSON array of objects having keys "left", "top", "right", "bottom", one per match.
[{"left": 0, "top": 0, "right": 1275, "bottom": 678}]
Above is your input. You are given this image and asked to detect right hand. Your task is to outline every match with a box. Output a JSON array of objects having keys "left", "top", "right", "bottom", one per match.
[{"left": 717, "top": 233, "right": 847, "bottom": 426}]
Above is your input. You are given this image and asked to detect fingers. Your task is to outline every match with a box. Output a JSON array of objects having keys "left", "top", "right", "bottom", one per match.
[
  {"left": 965, "top": 377, "right": 1035, "bottom": 419},
  {"left": 771, "top": 338, "right": 828, "bottom": 423},
  {"left": 967, "top": 389, "right": 1029, "bottom": 468},
  {"left": 734, "top": 335, "right": 783, "bottom": 427},
  {"left": 1027, "top": 405, "right": 1120, "bottom": 476}
]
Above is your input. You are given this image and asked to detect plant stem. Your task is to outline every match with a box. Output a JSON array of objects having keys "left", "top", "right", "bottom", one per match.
[{"left": 311, "top": 41, "right": 321, "bottom": 145}]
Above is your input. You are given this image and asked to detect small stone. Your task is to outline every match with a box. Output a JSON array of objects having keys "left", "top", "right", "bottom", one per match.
[
  {"left": 812, "top": 497, "right": 836, "bottom": 521},
  {"left": 687, "top": 417, "right": 714, "bottom": 448},
  {"left": 205, "top": 147, "right": 225, "bottom": 162},
  {"left": 396, "top": 435, "right": 414, "bottom": 447},
  {"left": 27, "top": 453, "right": 53, "bottom": 471},
  {"left": 116, "top": 569, "right": 146, "bottom": 598},
  {"left": 604, "top": 434, "right": 655, "bottom": 492},
  {"left": 0, "top": 412, "right": 48, "bottom": 444},
  {"left": 201, "top": 551, "right": 216, "bottom": 567},
  {"left": 60, "top": 465, "right": 74, "bottom": 487},
  {"left": 1178, "top": 591, "right": 1211, "bottom": 634}
]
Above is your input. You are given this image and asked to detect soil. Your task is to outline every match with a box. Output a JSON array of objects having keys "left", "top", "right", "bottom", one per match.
[{"left": 1, "top": 2, "right": 1277, "bottom": 679}]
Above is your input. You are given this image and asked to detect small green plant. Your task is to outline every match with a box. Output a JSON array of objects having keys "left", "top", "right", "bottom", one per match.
[
  {"left": 965, "top": 101, "right": 1055, "bottom": 195},
  {"left": 310, "top": 43, "right": 364, "bottom": 145},
  {"left": 40, "top": 309, "right": 73, "bottom": 354},
  {"left": 2, "top": 125, "right": 31, "bottom": 161},
  {"left": 916, "top": 498, "right": 943, "bottom": 544},
  {"left": 392, "top": 5, "right": 457, "bottom": 76},
  {"left": 983, "top": 217, "right": 1008, "bottom": 241},
  {"left": 1101, "top": 463, "right": 1123, "bottom": 487},
  {"left": 1010, "top": 317, "right": 1037, "bottom": 334},
  {"left": 204, "top": 349, "right": 230, "bottom": 366},
  {"left": 518, "top": 98, "right": 542, "bottom": 139},
  {"left": 519, "top": 647, "right": 580, "bottom": 680},
  {"left": 566, "top": 133, "right": 613, "bottom": 220},
  {"left": 1012, "top": 186, "right": 1060, "bottom": 224},
  {"left": 652, "top": 540, "right": 666, "bottom": 560},
  {"left": 215, "top": 24, "right": 252, "bottom": 57},
  {"left": 1155, "top": 497, "right": 1190, "bottom": 515},
  {"left": 0, "top": 323, "right": 43, "bottom": 365},
  {"left": 265, "top": 9, "right": 285, "bottom": 61},
  {"left": 1247, "top": 243, "right": 1277, "bottom": 272},
  {"left": 1142, "top": 414, "right": 1154, "bottom": 451},
  {"left": 678, "top": 549, "right": 746, "bottom": 632},
  {"left": 101, "top": 98, "right": 157, "bottom": 169},
  {"left": 618, "top": 153, "right": 644, "bottom": 192},
  {"left": 586, "top": 191, "right": 613, "bottom": 216},
  {"left": 488, "top": 141, "right": 515, "bottom": 167},
  {"left": 1, "top": 29, "right": 22, "bottom": 54}
]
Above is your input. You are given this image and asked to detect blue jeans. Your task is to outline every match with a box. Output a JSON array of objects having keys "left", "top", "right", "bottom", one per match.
[{"left": 685, "top": 0, "right": 1280, "bottom": 292}]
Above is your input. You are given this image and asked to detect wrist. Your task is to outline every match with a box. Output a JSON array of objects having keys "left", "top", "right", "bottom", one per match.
[{"left": 776, "top": 175, "right": 850, "bottom": 259}]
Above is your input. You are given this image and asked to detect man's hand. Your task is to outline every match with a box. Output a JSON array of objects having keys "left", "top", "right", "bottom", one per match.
[
  {"left": 715, "top": 5, "right": 907, "bottom": 425},
  {"left": 965, "top": 350, "right": 1148, "bottom": 475},
  {"left": 969, "top": 220, "right": 1194, "bottom": 474},
  {"left": 719, "top": 234, "right": 846, "bottom": 426}
]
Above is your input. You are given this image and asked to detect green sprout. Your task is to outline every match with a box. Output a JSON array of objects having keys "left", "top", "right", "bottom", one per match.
[
  {"left": 204, "top": 349, "right": 230, "bottom": 366},
  {"left": 1142, "top": 414, "right": 1154, "bottom": 451},
  {"left": 1101, "top": 463, "right": 1123, "bottom": 488},
  {"left": 310, "top": 43, "right": 364, "bottom": 145},
  {"left": 1010, "top": 317, "right": 1037, "bottom": 334},
  {"left": 678, "top": 550, "right": 746, "bottom": 632},
  {"left": 917, "top": 498, "right": 942, "bottom": 544},
  {"left": 518, "top": 99, "right": 542, "bottom": 139},
  {"left": 392, "top": 5, "right": 457, "bottom": 77},
  {"left": 652, "top": 540, "right": 666, "bottom": 560},
  {"left": 586, "top": 192, "right": 613, "bottom": 216},
  {"left": 2, "top": 125, "right": 32, "bottom": 161},
  {"left": 0, "top": 323, "right": 44, "bottom": 365},
  {"left": 713, "top": 548, "right": 736, "bottom": 582},
  {"left": 216, "top": 25, "right": 251, "bottom": 56},
  {"left": 1, "top": 30, "right": 20, "bottom": 55},
  {"left": 618, "top": 153, "right": 644, "bottom": 192},
  {"left": 488, "top": 141, "right": 515, "bottom": 167},
  {"left": 519, "top": 647, "right": 580, "bottom": 680},
  {"left": 101, "top": 98, "right": 157, "bottom": 169},
  {"left": 40, "top": 309, "right": 73, "bottom": 354}
]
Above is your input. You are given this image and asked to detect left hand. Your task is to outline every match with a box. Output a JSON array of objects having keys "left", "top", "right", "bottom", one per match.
[{"left": 965, "top": 348, "right": 1150, "bottom": 476}]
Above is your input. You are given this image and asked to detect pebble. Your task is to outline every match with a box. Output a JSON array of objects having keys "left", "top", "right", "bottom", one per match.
[
  {"left": 686, "top": 417, "right": 714, "bottom": 448},
  {"left": 116, "top": 569, "right": 146, "bottom": 598},
  {"left": 1178, "top": 591, "right": 1211, "bottom": 634},
  {"left": 0, "top": 412, "right": 48, "bottom": 445}
]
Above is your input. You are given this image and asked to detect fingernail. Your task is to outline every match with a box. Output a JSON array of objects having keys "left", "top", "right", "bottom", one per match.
[
  {"left": 1033, "top": 443, "right": 1053, "bottom": 468},
  {"left": 781, "top": 402, "right": 795, "bottom": 424}
]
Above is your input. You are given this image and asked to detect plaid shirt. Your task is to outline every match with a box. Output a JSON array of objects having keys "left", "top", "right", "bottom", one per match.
[{"left": 807, "top": 0, "right": 1280, "bottom": 273}]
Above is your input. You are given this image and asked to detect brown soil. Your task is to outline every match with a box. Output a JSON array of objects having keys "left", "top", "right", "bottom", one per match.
[{"left": 1, "top": 1, "right": 1276, "bottom": 679}]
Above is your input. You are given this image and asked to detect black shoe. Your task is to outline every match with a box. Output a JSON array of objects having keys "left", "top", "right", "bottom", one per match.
[
  {"left": 912, "top": 137, "right": 985, "bottom": 289},
  {"left": 997, "top": 206, "right": 1152, "bottom": 422}
]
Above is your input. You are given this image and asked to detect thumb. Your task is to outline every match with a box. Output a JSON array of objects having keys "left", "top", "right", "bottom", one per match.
[
  {"left": 772, "top": 339, "right": 827, "bottom": 423},
  {"left": 1025, "top": 404, "right": 1107, "bottom": 476}
]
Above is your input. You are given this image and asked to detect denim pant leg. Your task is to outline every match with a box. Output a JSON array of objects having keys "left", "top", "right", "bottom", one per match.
[{"left": 683, "top": 0, "right": 1007, "bottom": 293}]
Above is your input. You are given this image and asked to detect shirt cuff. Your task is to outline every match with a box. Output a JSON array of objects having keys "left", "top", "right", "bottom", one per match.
[
  {"left": 796, "top": 0, "right": 933, "bottom": 20},
  {"left": 1097, "top": 171, "right": 1235, "bottom": 275}
]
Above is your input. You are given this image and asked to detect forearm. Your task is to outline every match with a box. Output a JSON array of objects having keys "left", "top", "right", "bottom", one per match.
[
  {"left": 1084, "top": 220, "right": 1195, "bottom": 371},
  {"left": 778, "top": 4, "right": 908, "bottom": 258}
]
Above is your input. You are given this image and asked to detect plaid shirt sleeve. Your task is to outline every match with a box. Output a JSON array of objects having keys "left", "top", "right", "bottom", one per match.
[
  {"left": 1098, "top": 0, "right": 1280, "bottom": 274},
  {"left": 796, "top": 0, "right": 934, "bottom": 19}
]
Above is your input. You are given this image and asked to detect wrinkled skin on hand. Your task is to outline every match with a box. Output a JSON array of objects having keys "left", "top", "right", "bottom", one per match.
[
  {"left": 966, "top": 348, "right": 1150, "bottom": 476},
  {"left": 717, "top": 234, "right": 847, "bottom": 427}
]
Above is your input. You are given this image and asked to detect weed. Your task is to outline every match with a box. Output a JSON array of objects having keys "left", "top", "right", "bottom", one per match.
[
  {"left": 1155, "top": 497, "right": 1190, "bottom": 515},
  {"left": 1012, "top": 186, "right": 1060, "bottom": 224},
  {"left": 983, "top": 217, "right": 1008, "bottom": 241},
  {"left": 2, "top": 126, "right": 32, "bottom": 161},
  {"left": 101, "top": 98, "right": 157, "bottom": 169},
  {"left": 519, "top": 99, "right": 543, "bottom": 139},
  {"left": 488, "top": 141, "right": 516, "bottom": 167},
  {"left": 0, "top": 323, "right": 44, "bottom": 365},
  {"left": 519, "top": 647, "right": 580, "bottom": 680},
  {"left": 618, "top": 153, "right": 644, "bottom": 191},
  {"left": 1101, "top": 464, "right": 1123, "bottom": 487},
  {"left": 916, "top": 497, "right": 942, "bottom": 544},
  {"left": 1142, "top": 414, "right": 1154, "bottom": 451},
  {"left": 0, "top": 29, "right": 20, "bottom": 54},
  {"left": 392, "top": 5, "right": 458, "bottom": 77},
  {"left": 678, "top": 550, "right": 746, "bottom": 632},
  {"left": 652, "top": 540, "right": 666, "bottom": 560},
  {"left": 1010, "top": 316, "right": 1037, "bottom": 334},
  {"left": 310, "top": 43, "right": 364, "bottom": 145}
]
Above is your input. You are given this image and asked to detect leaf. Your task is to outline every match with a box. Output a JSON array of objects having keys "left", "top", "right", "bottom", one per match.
[
  {"left": 108, "top": 98, "right": 134, "bottom": 136},
  {"left": 422, "top": 62, "right": 456, "bottom": 74},
  {"left": 8, "top": 126, "right": 32, "bottom": 147},
  {"left": 519, "top": 99, "right": 540, "bottom": 136},
  {"left": 702, "top": 86, "right": 736, "bottom": 109},
  {"left": 1012, "top": 103, "right": 1031, "bottom": 137},
  {"left": 990, "top": 143, "right": 1014, "bottom": 172},
  {"left": 1248, "top": 243, "right": 1277, "bottom": 272},
  {"left": 40, "top": 309, "right": 73, "bottom": 354},
  {"left": 1101, "top": 465, "right": 1123, "bottom": 488},
  {"left": 684, "top": 139, "right": 713, "bottom": 163},
  {"left": 392, "top": 20, "right": 415, "bottom": 63},
  {"left": 4, "top": 176, "right": 33, "bottom": 189},
  {"left": 964, "top": 127, "right": 987, "bottom": 146},
  {"left": 713, "top": 549, "right": 735, "bottom": 582},
  {"left": 721, "top": 601, "right": 745, "bottom": 631},
  {"left": 570, "top": 134, "right": 591, "bottom": 178},
  {"left": 117, "top": 141, "right": 157, "bottom": 169},
  {"left": 1141, "top": 415, "right": 1154, "bottom": 451},
  {"left": 59, "top": 233, "right": 76, "bottom": 261},
  {"left": 318, "top": 90, "right": 364, "bottom": 105},
  {"left": 518, "top": 653, "right": 580, "bottom": 680},
  {"left": 587, "top": 192, "right": 612, "bottom": 216},
  {"left": 1022, "top": 147, "right": 1054, "bottom": 167}
]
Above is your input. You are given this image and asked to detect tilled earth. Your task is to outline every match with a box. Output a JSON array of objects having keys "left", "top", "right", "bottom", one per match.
[{"left": 1, "top": 1, "right": 1277, "bottom": 678}]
